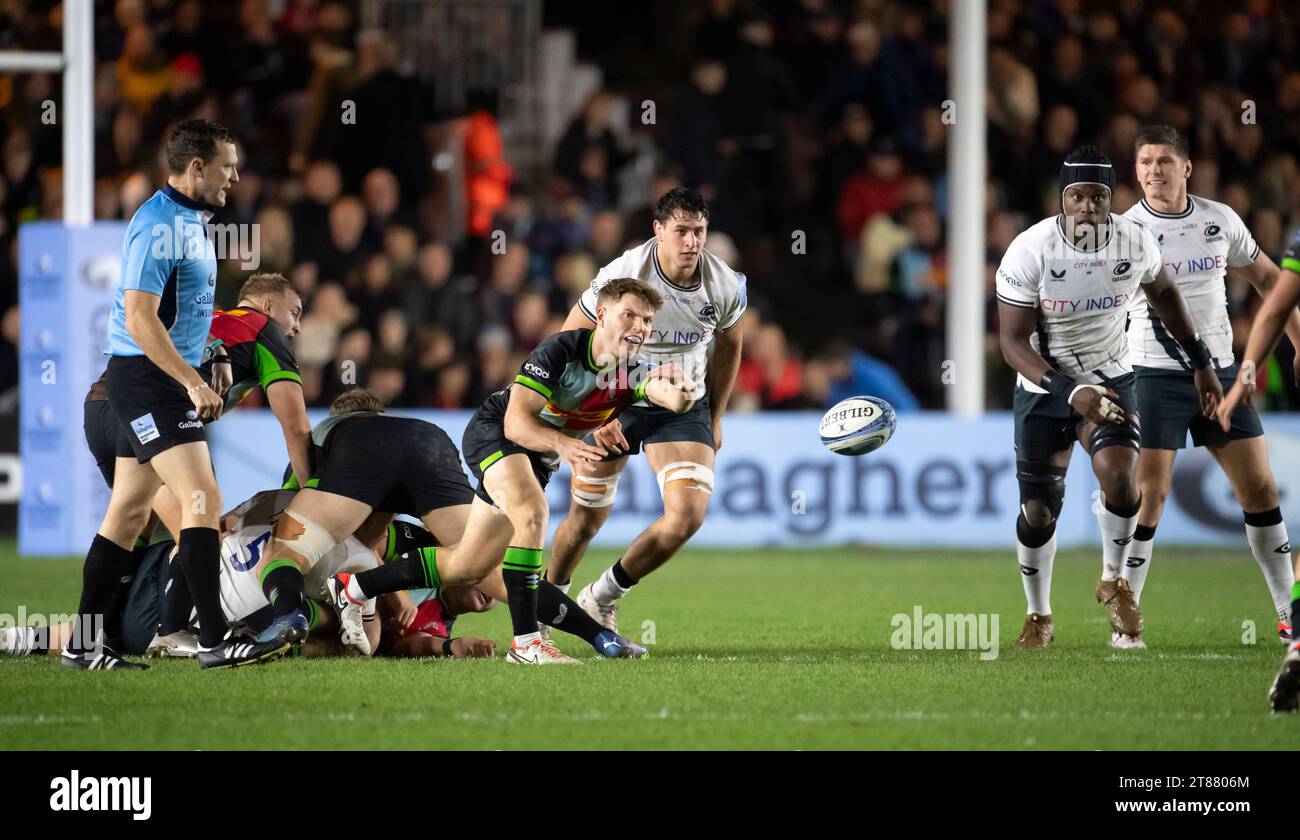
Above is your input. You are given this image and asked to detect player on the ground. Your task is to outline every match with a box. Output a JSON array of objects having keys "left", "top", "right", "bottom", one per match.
[
  {"left": 996, "top": 145, "right": 1221, "bottom": 650},
  {"left": 64, "top": 118, "right": 287, "bottom": 670},
  {"left": 545, "top": 188, "right": 746, "bottom": 634},
  {"left": 1, "top": 494, "right": 384, "bottom": 665},
  {"left": 250, "top": 387, "right": 477, "bottom": 647},
  {"left": 330, "top": 538, "right": 645, "bottom": 659},
  {"left": 451, "top": 277, "right": 695, "bottom": 663},
  {"left": 1120, "top": 125, "right": 1300, "bottom": 648},
  {"left": 1217, "top": 231, "right": 1300, "bottom": 711}
]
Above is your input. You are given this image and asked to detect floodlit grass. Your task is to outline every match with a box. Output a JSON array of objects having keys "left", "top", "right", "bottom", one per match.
[{"left": 0, "top": 541, "right": 1293, "bottom": 749}]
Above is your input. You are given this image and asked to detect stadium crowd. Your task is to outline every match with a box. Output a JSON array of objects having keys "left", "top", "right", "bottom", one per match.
[{"left": 2, "top": 0, "right": 1300, "bottom": 413}]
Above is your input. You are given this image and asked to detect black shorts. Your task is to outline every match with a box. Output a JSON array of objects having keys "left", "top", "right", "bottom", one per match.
[
  {"left": 314, "top": 415, "right": 473, "bottom": 516},
  {"left": 1014, "top": 373, "right": 1138, "bottom": 461},
  {"left": 119, "top": 541, "right": 174, "bottom": 655},
  {"left": 597, "top": 394, "right": 715, "bottom": 460},
  {"left": 105, "top": 355, "right": 208, "bottom": 463},
  {"left": 1135, "top": 363, "right": 1263, "bottom": 449},
  {"left": 83, "top": 398, "right": 133, "bottom": 486},
  {"left": 461, "top": 412, "right": 558, "bottom": 506}
]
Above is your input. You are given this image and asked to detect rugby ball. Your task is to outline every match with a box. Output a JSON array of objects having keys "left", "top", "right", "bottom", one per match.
[{"left": 819, "top": 396, "right": 897, "bottom": 456}]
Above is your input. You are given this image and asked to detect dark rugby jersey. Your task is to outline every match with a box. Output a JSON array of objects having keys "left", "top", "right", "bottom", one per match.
[
  {"left": 86, "top": 308, "right": 302, "bottom": 408},
  {"left": 476, "top": 328, "right": 650, "bottom": 436},
  {"left": 199, "top": 308, "right": 301, "bottom": 412}
]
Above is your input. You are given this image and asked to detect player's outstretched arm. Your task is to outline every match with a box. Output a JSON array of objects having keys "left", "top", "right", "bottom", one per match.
[
  {"left": 704, "top": 326, "right": 742, "bottom": 451},
  {"left": 997, "top": 300, "right": 1119, "bottom": 425},
  {"left": 1218, "top": 266, "right": 1300, "bottom": 430},
  {"left": 265, "top": 381, "right": 314, "bottom": 493},
  {"left": 1232, "top": 252, "right": 1300, "bottom": 383},
  {"left": 504, "top": 385, "right": 605, "bottom": 470},
  {"left": 124, "top": 289, "right": 222, "bottom": 420},
  {"left": 1144, "top": 270, "right": 1222, "bottom": 416},
  {"left": 642, "top": 364, "right": 699, "bottom": 414}
]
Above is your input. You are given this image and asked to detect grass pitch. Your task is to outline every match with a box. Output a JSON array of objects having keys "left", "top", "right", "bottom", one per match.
[{"left": 0, "top": 540, "right": 1294, "bottom": 750}]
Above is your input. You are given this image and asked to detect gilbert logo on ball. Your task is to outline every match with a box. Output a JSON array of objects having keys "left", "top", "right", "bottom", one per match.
[{"left": 819, "top": 396, "right": 897, "bottom": 456}]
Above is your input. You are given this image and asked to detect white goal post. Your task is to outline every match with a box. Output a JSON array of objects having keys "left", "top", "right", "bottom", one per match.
[{"left": 0, "top": 0, "right": 93, "bottom": 226}]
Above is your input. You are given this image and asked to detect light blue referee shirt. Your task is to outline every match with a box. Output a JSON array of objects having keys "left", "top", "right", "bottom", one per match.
[{"left": 104, "top": 184, "right": 217, "bottom": 366}]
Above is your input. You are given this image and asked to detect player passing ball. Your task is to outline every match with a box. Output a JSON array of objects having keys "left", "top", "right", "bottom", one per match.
[
  {"left": 995, "top": 145, "right": 1220, "bottom": 651},
  {"left": 547, "top": 188, "right": 747, "bottom": 634},
  {"left": 454, "top": 277, "right": 698, "bottom": 663}
]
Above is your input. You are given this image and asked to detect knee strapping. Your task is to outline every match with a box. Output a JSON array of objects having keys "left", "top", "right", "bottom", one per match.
[
  {"left": 656, "top": 461, "right": 715, "bottom": 497},
  {"left": 1088, "top": 419, "right": 1141, "bottom": 455},
  {"left": 572, "top": 473, "right": 621, "bottom": 508},
  {"left": 272, "top": 510, "right": 335, "bottom": 569},
  {"left": 1016, "top": 510, "right": 1057, "bottom": 548},
  {"left": 1016, "top": 460, "right": 1067, "bottom": 527}
]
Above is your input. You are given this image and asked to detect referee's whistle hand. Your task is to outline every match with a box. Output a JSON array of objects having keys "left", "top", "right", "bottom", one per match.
[{"left": 190, "top": 384, "right": 224, "bottom": 422}]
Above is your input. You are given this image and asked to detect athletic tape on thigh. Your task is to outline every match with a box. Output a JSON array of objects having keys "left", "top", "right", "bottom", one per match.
[
  {"left": 1088, "top": 419, "right": 1141, "bottom": 455},
  {"left": 272, "top": 509, "right": 336, "bottom": 568},
  {"left": 656, "top": 461, "right": 715, "bottom": 496},
  {"left": 571, "top": 473, "right": 621, "bottom": 508}
]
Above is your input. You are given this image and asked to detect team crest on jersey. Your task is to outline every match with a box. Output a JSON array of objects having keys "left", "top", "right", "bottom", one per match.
[
  {"left": 1112, "top": 261, "right": 1131, "bottom": 278},
  {"left": 1204, "top": 222, "right": 1223, "bottom": 242},
  {"left": 699, "top": 303, "right": 717, "bottom": 322},
  {"left": 1050, "top": 269, "right": 1065, "bottom": 280}
]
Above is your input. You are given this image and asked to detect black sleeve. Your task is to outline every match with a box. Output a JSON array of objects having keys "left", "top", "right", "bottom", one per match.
[
  {"left": 255, "top": 319, "right": 302, "bottom": 390},
  {"left": 513, "top": 330, "right": 580, "bottom": 400}
]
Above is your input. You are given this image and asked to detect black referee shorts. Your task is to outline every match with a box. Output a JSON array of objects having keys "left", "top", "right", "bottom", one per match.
[
  {"left": 314, "top": 415, "right": 474, "bottom": 516},
  {"left": 105, "top": 355, "right": 208, "bottom": 463},
  {"left": 83, "top": 398, "right": 133, "bottom": 486}
]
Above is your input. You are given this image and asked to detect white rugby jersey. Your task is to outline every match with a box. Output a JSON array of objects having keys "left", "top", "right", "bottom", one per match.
[
  {"left": 578, "top": 238, "right": 747, "bottom": 401},
  {"left": 996, "top": 214, "right": 1162, "bottom": 392},
  {"left": 1123, "top": 195, "right": 1259, "bottom": 371},
  {"left": 218, "top": 490, "right": 378, "bottom": 621}
]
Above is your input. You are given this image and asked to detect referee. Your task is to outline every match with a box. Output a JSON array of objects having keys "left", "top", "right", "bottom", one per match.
[{"left": 62, "top": 120, "right": 287, "bottom": 670}]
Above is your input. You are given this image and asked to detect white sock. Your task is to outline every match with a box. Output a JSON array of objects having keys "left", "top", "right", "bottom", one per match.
[
  {"left": 1017, "top": 531, "right": 1056, "bottom": 616},
  {"left": 552, "top": 581, "right": 571, "bottom": 596},
  {"left": 1121, "top": 528, "right": 1156, "bottom": 605},
  {"left": 514, "top": 630, "right": 541, "bottom": 646},
  {"left": 1, "top": 626, "right": 38, "bottom": 655},
  {"left": 344, "top": 574, "right": 368, "bottom": 603},
  {"left": 590, "top": 564, "right": 630, "bottom": 605},
  {"left": 1096, "top": 499, "right": 1138, "bottom": 581},
  {"left": 1244, "top": 513, "right": 1295, "bottom": 625}
]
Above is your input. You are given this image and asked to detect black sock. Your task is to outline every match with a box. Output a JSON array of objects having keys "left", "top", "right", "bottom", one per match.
[
  {"left": 354, "top": 547, "right": 439, "bottom": 598},
  {"left": 158, "top": 550, "right": 194, "bottom": 635},
  {"left": 259, "top": 559, "right": 306, "bottom": 618},
  {"left": 502, "top": 546, "right": 543, "bottom": 638},
  {"left": 101, "top": 536, "right": 149, "bottom": 643},
  {"left": 178, "top": 527, "right": 227, "bottom": 648},
  {"left": 68, "top": 535, "right": 136, "bottom": 654},
  {"left": 611, "top": 557, "right": 638, "bottom": 589},
  {"left": 538, "top": 580, "right": 604, "bottom": 645}
]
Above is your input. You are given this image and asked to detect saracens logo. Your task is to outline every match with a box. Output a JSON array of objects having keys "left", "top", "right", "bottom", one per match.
[
  {"left": 699, "top": 303, "right": 717, "bottom": 322},
  {"left": 1113, "top": 261, "right": 1132, "bottom": 277},
  {"left": 1205, "top": 223, "right": 1221, "bottom": 237}
]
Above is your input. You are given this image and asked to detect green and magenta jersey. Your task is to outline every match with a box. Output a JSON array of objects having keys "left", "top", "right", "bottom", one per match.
[
  {"left": 199, "top": 308, "right": 301, "bottom": 412},
  {"left": 477, "top": 328, "right": 650, "bottom": 436}
]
